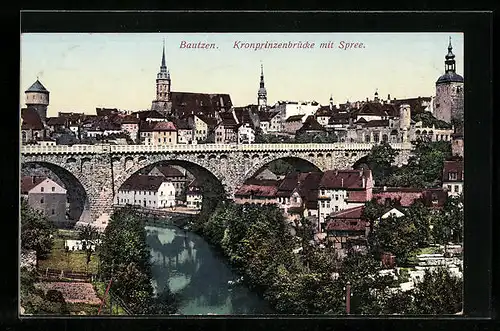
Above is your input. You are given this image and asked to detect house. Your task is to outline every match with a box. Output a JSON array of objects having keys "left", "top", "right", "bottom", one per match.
[
  {"left": 140, "top": 121, "right": 178, "bottom": 146},
  {"left": 175, "top": 118, "right": 194, "bottom": 144},
  {"left": 442, "top": 160, "right": 464, "bottom": 197},
  {"left": 146, "top": 165, "right": 187, "bottom": 200},
  {"left": 213, "top": 116, "right": 239, "bottom": 144},
  {"left": 275, "top": 100, "right": 321, "bottom": 122},
  {"left": 237, "top": 122, "right": 255, "bottom": 144},
  {"left": 21, "top": 176, "right": 67, "bottom": 226},
  {"left": 115, "top": 174, "right": 176, "bottom": 208},
  {"left": 324, "top": 205, "right": 369, "bottom": 250},
  {"left": 296, "top": 115, "right": 327, "bottom": 136},
  {"left": 46, "top": 116, "right": 68, "bottom": 134},
  {"left": 314, "top": 105, "right": 337, "bottom": 127},
  {"left": 186, "top": 179, "right": 203, "bottom": 209},
  {"left": 380, "top": 207, "right": 405, "bottom": 219},
  {"left": 255, "top": 110, "right": 281, "bottom": 134},
  {"left": 120, "top": 114, "right": 140, "bottom": 142},
  {"left": 234, "top": 184, "right": 278, "bottom": 205},
  {"left": 283, "top": 114, "right": 306, "bottom": 135},
  {"left": 317, "top": 169, "right": 374, "bottom": 226},
  {"left": 373, "top": 187, "right": 448, "bottom": 208},
  {"left": 186, "top": 114, "right": 216, "bottom": 143},
  {"left": 276, "top": 172, "right": 323, "bottom": 226},
  {"left": 21, "top": 107, "right": 46, "bottom": 143}
]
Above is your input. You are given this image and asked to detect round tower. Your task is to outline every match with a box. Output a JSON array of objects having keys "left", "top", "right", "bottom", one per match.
[
  {"left": 25, "top": 79, "right": 49, "bottom": 122},
  {"left": 434, "top": 37, "right": 464, "bottom": 133}
]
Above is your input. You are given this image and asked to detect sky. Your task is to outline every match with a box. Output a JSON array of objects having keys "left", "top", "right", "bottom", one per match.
[{"left": 20, "top": 33, "right": 464, "bottom": 116}]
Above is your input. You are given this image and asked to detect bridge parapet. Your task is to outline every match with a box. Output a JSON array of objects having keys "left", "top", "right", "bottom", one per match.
[{"left": 21, "top": 142, "right": 414, "bottom": 155}]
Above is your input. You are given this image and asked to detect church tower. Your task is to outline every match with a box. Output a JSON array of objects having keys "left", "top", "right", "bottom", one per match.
[
  {"left": 25, "top": 78, "right": 49, "bottom": 123},
  {"left": 152, "top": 40, "right": 171, "bottom": 111},
  {"left": 257, "top": 64, "right": 267, "bottom": 110},
  {"left": 434, "top": 37, "right": 464, "bottom": 134}
]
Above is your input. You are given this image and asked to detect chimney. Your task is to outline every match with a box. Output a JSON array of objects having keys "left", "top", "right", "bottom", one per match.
[
  {"left": 32, "top": 176, "right": 35, "bottom": 184},
  {"left": 388, "top": 94, "right": 391, "bottom": 100},
  {"left": 341, "top": 177, "right": 344, "bottom": 187},
  {"left": 383, "top": 186, "right": 387, "bottom": 191}
]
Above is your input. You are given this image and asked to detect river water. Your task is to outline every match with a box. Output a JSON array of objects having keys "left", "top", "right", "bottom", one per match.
[{"left": 145, "top": 225, "right": 274, "bottom": 315}]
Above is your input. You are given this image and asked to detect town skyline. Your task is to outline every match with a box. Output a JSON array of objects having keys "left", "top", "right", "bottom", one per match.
[{"left": 20, "top": 32, "right": 464, "bottom": 116}]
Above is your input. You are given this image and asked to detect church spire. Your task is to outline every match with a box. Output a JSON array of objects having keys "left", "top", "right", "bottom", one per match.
[
  {"left": 260, "top": 63, "right": 265, "bottom": 88},
  {"left": 445, "top": 36, "right": 456, "bottom": 73},
  {"left": 257, "top": 62, "right": 267, "bottom": 110},
  {"left": 161, "top": 39, "right": 166, "bottom": 68}
]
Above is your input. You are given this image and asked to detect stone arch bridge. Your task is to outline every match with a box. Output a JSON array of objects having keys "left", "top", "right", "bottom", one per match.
[{"left": 21, "top": 142, "right": 413, "bottom": 225}]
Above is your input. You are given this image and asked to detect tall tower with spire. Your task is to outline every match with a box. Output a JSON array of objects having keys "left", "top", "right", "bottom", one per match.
[
  {"left": 434, "top": 37, "right": 464, "bottom": 134},
  {"left": 152, "top": 39, "right": 172, "bottom": 111},
  {"left": 257, "top": 63, "right": 267, "bottom": 110}
]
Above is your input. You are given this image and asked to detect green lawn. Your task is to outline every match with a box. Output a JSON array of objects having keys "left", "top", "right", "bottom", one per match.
[{"left": 38, "top": 237, "right": 99, "bottom": 274}]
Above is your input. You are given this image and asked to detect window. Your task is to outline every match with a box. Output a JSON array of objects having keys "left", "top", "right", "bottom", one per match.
[
  {"left": 52, "top": 187, "right": 55, "bottom": 192},
  {"left": 51, "top": 209, "right": 55, "bottom": 215},
  {"left": 41, "top": 187, "right": 44, "bottom": 192},
  {"left": 454, "top": 185, "right": 459, "bottom": 192},
  {"left": 40, "top": 198, "right": 44, "bottom": 204},
  {"left": 449, "top": 172, "right": 458, "bottom": 180},
  {"left": 447, "top": 185, "right": 452, "bottom": 191},
  {"left": 326, "top": 202, "right": 330, "bottom": 209},
  {"left": 321, "top": 201, "right": 325, "bottom": 208},
  {"left": 335, "top": 206, "right": 339, "bottom": 212},
  {"left": 335, "top": 195, "right": 339, "bottom": 201}
]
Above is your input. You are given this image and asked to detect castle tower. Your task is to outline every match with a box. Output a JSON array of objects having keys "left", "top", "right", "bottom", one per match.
[
  {"left": 374, "top": 89, "right": 379, "bottom": 102},
  {"left": 434, "top": 37, "right": 464, "bottom": 134},
  {"left": 25, "top": 79, "right": 49, "bottom": 122},
  {"left": 399, "top": 103, "right": 411, "bottom": 142},
  {"left": 329, "top": 95, "right": 334, "bottom": 110},
  {"left": 257, "top": 63, "right": 267, "bottom": 110}
]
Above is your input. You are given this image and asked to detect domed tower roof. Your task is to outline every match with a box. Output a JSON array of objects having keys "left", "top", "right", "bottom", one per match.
[
  {"left": 25, "top": 79, "right": 49, "bottom": 94},
  {"left": 436, "top": 37, "right": 464, "bottom": 84}
]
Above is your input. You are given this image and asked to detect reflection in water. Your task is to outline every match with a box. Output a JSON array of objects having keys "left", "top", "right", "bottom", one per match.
[{"left": 146, "top": 225, "right": 274, "bottom": 315}]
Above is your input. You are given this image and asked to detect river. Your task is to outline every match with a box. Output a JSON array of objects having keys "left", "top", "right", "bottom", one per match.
[{"left": 145, "top": 225, "right": 274, "bottom": 315}]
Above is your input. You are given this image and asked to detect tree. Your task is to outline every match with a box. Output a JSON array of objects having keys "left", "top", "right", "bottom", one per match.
[
  {"left": 412, "top": 267, "right": 463, "bottom": 314},
  {"left": 406, "top": 199, "right": 432, "bottom": 247},
  {"left": 98, "top": 206, "right": 158, "bottom": 314},
  {"left": 267, "top": 159, "right": 295, "bottom": 176},
  {"left": 336, "top": 251, "right": 395, "bottom": 315},
  {"left": 366, "top": 142, "right": 399, "bottom": 185},
  {"left": 369, "top": 214, "right": 419, "bottom": 265},
  {"left": 77, "top": 223, "right": 101, "bottom": 273},
  {"left": 21, "top": 198, "right": 55, "bottom": 259}
]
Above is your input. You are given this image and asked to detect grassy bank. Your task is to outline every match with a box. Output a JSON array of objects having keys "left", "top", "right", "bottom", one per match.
[{"left": 38, "top": 230, "right": 99, "bottom": 274}]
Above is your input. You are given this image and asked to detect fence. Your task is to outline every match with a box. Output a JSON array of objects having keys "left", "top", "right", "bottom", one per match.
[{"left": 39, "top": 267, "right": 97, "bottom": 282}]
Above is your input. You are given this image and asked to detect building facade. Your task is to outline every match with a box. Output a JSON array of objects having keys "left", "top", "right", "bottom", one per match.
[
  {"left": 21, "top": 176, "right": 67, "bottom": 226},
  {"left": 442, "top": 160, "right": 464, "bottom": 197},
  {"left": 317, "top": 169, "right": 374, "bottom": 226},
  {"left": 115, "top": 174, "right": 176, "bottom": 208}
]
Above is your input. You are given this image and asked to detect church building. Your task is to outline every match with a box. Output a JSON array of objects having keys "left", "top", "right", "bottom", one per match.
[{"left": 150, "top": 40, "right": 233, "bottom": 118}]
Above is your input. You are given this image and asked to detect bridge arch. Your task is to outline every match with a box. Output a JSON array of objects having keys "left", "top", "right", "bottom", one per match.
[
  {"left": 243, "top": 153, "right": 324, "bottom": 180},
  {"left": 112, "top": 156, "right": 229, "bottom": 209},
  {"left": 21, "top": 161, "right": 91, "bottom": 225}
]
